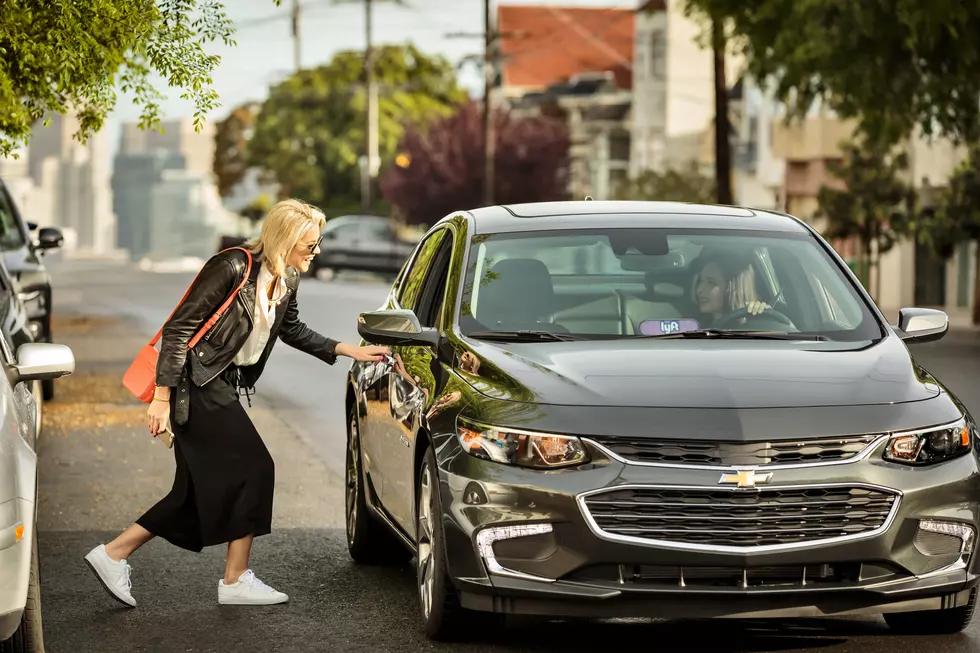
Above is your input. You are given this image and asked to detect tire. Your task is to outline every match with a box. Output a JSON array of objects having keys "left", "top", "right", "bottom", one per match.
[
  {"left": 345, "top": 405, "right": 410, "bottom": 565},
  {"left": 41, "top": 379, "right": 53, "bottom": 402},
  {"left": 884, "top": 588, "right": 977, "bottom": 635},
  {"left": 416, "top": 445, "right": 498, "bottom": 640},
  {"left": 0, "top": 531, "right": 44, "bottom": 653}
]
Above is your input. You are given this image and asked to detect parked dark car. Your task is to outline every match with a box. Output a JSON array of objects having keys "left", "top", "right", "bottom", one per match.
[
  {"left": 311, "top": 214, "right": 417, "bottom": 279},
  {"left": 0, "top": 178, "right": 64, "bottom": 400},
  {"left": 346, "top": 201, "right": 979, "bottom": 640}
]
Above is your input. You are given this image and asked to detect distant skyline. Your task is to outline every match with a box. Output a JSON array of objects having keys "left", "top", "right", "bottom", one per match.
[{"left": 105, "top": 0, "right": 634, "bottom": 163}]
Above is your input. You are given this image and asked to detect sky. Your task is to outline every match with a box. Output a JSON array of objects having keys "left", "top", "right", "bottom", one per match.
[{"left": 104, "top": 0, "right": 636, "bottom": 160}]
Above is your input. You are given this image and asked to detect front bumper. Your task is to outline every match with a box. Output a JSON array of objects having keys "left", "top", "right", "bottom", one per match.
[{"left": 438, "top": 438, "right": 980, "bottom": 619}]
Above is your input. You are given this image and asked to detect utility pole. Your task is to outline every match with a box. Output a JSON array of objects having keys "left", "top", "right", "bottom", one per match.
[
  {"left": 363, "top": 0, "right": 380, "bottom": 208},
  {"left": 712, "top": 15, "right": 733, "bottom": 205},
  {"left": 482, "top": 0, "right": 495, "bottom": 206},
  {"left": 291, "top": 0, "right": 301, "bottom": 71}
]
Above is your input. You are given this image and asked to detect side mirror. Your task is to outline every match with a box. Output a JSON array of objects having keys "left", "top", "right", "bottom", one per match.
[
  {"left": 9, "top": 343, "right": 75, "bottom": 387},
  {"left": 27, "top": 222, "right": 38, "bottom": 231},
  {"left": 894, "top": 308, "right": 949, "bottom": 344},
  {"left": 36, "top": 227, "right": 64, "bottom": 250},
  {"left": 357, "top": 309, "right": 439, "bottom": 347}
]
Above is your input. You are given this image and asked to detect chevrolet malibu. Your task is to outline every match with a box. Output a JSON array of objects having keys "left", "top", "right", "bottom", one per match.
[{"left": 345, "top": 201, "right": 978, "bottom": 640}]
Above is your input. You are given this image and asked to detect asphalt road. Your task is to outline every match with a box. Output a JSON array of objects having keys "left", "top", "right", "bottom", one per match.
[{"left": 36, "top": 258, "right": 980, "bottom": 653}]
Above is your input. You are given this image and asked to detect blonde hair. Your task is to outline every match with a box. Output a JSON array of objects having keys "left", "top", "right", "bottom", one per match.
[
  {"left": 247, "top": 199, "right": 326, "bottom": 277},
  {"left": 727, "top": 264, "right": 760, "bottom": 311}
]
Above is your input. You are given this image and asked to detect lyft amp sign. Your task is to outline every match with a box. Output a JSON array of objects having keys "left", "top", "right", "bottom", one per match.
[{"left": 638, "top": 319, "right": 700, "bottom": 336}]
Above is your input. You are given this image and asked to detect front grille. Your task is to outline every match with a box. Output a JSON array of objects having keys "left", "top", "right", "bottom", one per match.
[
  {"left": 567, "top": 562, "right": 903, "bottom": 590},
  {"left": 582, "top": 486, "right": 898, "bottom": 548},
  {"left": 589, "top": 435, "right": 880, "bottom": 467}
]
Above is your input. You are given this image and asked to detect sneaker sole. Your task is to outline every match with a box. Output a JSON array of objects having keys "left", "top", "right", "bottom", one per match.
[
  {"left": 84, "top": 556, "right": 136, "bottom": 608},
  {"left": 218, "top": 596, "right": 289, "bottom": 606}
]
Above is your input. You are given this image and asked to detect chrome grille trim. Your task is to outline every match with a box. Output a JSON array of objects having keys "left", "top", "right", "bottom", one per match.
[
  {"left": 577, "top": 483, "right": 903, "bottom": 554},
  {"left": 584, "top": 435, "right": 891, "bottom": 471}
]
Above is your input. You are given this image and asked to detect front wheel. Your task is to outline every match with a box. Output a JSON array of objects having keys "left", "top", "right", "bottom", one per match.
[
  {"left": 345, "top": 405, "right": 410, "bottom": 565},
  {"left": 416, "top": 445, "right": 498, "bottom": 640},
  {"left": 883, "top": 588, "right": 977, "bottom": 634},
  {"left": 0, "top": 531, "right": 44, "bottom": 653}
]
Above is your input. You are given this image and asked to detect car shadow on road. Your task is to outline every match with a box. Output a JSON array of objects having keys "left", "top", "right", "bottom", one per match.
[{"left": 41, "top": 528, "right": 970, "bottom": 653}]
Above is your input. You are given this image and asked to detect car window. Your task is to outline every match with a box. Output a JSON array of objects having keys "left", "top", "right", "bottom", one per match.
[
  {"left": 459, "top": 227, "right": 882, "bottom": 342},
  {"left": 360, "top": 220, "right": 392, "bottom": 241},
  {"left": 325, "top": 222, "right": 360, "bottom": 240},
  {"left": 398, "top": 229, "right": 449, "bottom": 312},
  {"left": 0, "top": 187, "right": 27, "bottom": 250},
  {"left": 415, "top": 236, "right": 454, "bottom": 329}
]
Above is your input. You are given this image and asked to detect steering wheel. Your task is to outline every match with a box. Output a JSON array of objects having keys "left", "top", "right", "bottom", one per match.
[{"left": 714, "top": 306, "right": 795, "bottom": 329}]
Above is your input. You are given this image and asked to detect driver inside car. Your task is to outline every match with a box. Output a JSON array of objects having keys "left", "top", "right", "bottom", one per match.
[{"left": 691, "top": 249, "right": 790, "bottom": 329}]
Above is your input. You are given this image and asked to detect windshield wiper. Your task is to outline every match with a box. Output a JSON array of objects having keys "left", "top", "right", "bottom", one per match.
[
  {"left": 630, "top": 329, "right": 830, "bottom": 341},
  {"left": 466, "top": 330, "right": 584, "bottom": 342}
]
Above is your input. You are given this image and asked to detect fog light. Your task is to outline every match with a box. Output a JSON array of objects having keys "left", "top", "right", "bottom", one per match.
[
  {"left": 475, "top": 523, "right": 555, "bottom": 582},
  {"left": 916, "top": 520, "right": 975, "bottom": 557}
]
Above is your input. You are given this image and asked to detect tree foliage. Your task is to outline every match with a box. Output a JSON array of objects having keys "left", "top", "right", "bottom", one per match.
[
  {"left": 688, "top": 0, "right": 980, "bottom": 144},
  {"left": 247, "top": 45, "right": 466, "bottom": 210},
  {"left": 615, "top": 162, "right": 716, "bottom": 204},
  {"left": 213, "top": 101, "right": 260, "bottom": 197},
  {"left": 815, "top": 137, "right": 913, "bottom": 299},
  {"left": 929, "top": 146, "right": 980, "bottom": 324},
  {"left": 380, "top": 102, "right": 570, "bottom": 226},
  {"left": 0, "top": 0, "right": 263, "bottom": 157}
]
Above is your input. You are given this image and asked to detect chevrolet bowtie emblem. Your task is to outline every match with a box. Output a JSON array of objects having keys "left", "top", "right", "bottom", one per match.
[{"left": 719, "top": 470, "right": 773, "bottom": 488}]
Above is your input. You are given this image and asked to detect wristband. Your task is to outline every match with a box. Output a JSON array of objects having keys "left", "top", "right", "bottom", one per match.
[{"left": 152, "top": 397, "right": 169, "bottom": 403}]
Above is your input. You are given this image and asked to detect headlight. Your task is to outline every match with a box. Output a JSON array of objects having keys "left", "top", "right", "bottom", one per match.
[
  {"left": 456, "top": 417, "right": 590, "bottom": 469},
  {"left": 883, "top": 418, "right": 972, "bottom": 466}
]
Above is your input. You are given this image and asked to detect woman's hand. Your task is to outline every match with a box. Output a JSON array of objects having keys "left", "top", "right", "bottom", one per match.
[
  {"left": 147, "top": 398, "right": 170, "bottom": 435},
  {"left": 746, "top": 301, "right": 770, "bottom": 315},
  {"left": 338, "top": 343, "right": 391, "bottom": 362}
]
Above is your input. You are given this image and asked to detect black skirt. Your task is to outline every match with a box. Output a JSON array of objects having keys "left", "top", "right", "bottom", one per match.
[{"left": 136, "top": 366, "right": 274, "bottom": 552}]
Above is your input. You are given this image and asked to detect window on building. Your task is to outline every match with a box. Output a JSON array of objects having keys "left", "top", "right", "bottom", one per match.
[{"left": 650, "top": 30, "right": 666, "bottom": 79}]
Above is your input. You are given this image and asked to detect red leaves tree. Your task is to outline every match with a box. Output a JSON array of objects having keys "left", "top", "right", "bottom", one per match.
[{"left": 380, "top": 101, "right": 570, "bottom": 225}]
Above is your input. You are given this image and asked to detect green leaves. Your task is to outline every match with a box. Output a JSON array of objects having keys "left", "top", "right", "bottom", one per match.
[
  {"left": 0, "top": 0, "right": 278, "bottom": 157},
  {"left": 246, "top": 45, "right": 466, "bottom": 209},
  {"left": 689, "top": 0, "right": 980, "bottom": 144},
  {"left": 614, "top": 162, "right": 717, "bottom": 204}
]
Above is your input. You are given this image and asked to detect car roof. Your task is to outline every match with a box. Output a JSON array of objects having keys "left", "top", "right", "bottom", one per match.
[{"left": 458, "top": 201, "right": 811, "bottom": 235}]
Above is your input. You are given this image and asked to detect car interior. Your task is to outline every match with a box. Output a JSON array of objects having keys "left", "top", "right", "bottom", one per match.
[{"left": 464, "top": 232, "right": 866, "bottom": 337}]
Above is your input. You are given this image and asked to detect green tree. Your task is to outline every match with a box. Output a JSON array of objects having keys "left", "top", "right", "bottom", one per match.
[
  {"left": 213, "top": 101, "right": 260, "bottom": 197},
  {"left": 0, "top": 0, "right": 268, "bottom": 157},
  {"left": 929, "top": 146, "right": 980, "bottom": 324},
  {"left": 615, "top": 162, "right": 717, "bottom": 204},
  {"left": 247, "top": 44, "right": 466, "bottom": 210},
  {"left": 816, "top": 137, "right": 913, "bottom": 301},
  {"left": 687, "top": 0, "right": 980, "bottom": 144}
]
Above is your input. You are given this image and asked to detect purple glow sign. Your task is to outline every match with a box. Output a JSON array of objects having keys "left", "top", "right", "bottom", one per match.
[{"left": 638, "top": 319, "right": 701, "bottom": 336}]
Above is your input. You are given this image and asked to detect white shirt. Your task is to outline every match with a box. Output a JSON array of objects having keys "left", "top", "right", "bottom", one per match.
[{"left": 234, "top": 265, "right": 288, "bottom": 367}]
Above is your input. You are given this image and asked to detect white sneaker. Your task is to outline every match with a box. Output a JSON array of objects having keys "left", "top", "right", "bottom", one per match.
[
  {"left": 84, "top": 544, "right": 137, "bottom": 607},
  {"left": 218, "top": 569, "right": 288, "bottom": 605}
]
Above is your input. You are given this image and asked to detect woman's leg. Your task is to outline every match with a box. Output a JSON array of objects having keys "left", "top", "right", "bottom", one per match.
[
  {"left": 224, "top": 534, "right": 254, "bottom": 584},
  {"left": 105, "top": 524, "right": 155, "bottom": 562}
]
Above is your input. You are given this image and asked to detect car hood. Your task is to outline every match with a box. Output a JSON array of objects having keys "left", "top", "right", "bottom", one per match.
[{"left": 457, "top": 335, "right": 940, "bottom": 409}]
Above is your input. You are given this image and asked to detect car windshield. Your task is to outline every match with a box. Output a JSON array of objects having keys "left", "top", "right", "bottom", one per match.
[
  {"left": 457, "top": 227, "right": 884, "bottom": 342},
  {"left": 0, "top": 187, "right": 26, "bottom": 250}
]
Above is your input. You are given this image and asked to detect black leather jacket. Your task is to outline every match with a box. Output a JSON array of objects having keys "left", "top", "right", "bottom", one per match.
[{"left": 155, "top": 248, "right": 339, "bottom": 419}]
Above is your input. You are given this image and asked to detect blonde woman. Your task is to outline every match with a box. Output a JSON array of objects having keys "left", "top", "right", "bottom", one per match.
[
  {"left": 84, "top": 199, "right": 388, "bottom": 607},
  {"left": 691, "top": 249, "right": 772, "bottom": 325}
]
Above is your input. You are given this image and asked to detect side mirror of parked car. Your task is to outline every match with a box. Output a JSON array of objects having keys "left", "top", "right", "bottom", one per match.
[
  {"left": 8, "top": 342, "right": 75, "bottom": 388},
  {"left": 27, "top": 221, "right": 38, "bottom": 231},
  {"left": 36, "top": 227, "right": 65, "bottom": 250},
  {"left": 357, "top": 309, "right": 439, "bottom": 347},
  {"left": 893, "top": 307, "right": 949, "bottom": 344}
]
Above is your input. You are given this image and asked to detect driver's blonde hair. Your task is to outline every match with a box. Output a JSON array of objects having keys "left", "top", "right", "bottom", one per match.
[
  {"left": 727, "top": 264, "right": 760, "bottom": 311},
  {"left": 247, "top": 199, "right": 326, "bottom": 277}
]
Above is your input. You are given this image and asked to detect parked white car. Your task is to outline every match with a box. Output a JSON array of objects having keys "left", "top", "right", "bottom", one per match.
[{"left": 0, "top": 338, "right": 75, "bottom": 653}]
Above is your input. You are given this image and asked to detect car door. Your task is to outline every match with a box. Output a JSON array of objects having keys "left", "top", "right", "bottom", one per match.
[{"left": 374, "top": 227, "right": 451, "bottom": 530}]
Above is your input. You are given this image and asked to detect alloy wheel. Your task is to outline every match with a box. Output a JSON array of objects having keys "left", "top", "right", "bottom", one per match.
[
  {"left": 417, "top": 463, "right": 435, "bottom": 619},
  {"left": 345, "top": 414, "right": 360, "bottom": 546}
]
